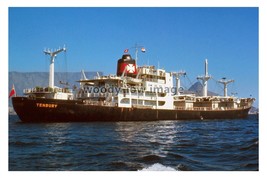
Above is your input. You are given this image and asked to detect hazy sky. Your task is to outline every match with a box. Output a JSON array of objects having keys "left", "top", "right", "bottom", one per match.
[{"left": 8, "top": 7, "right": 258, "bottom": 106}]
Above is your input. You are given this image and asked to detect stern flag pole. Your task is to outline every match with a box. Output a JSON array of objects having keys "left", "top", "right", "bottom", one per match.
[{"left": 9, "top": 84, "right": 16, "bottom": 98}]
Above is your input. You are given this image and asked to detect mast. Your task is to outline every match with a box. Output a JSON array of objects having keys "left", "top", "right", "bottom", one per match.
[
  {"left": 133, "top": 44, "right": 145, "bottom": 66},
  {"left": 135, "top": 44, "right": 138, "bottom": 64},
  {"left": 172, "top": 71, "right": 186, "bottom": 95},
  {"left": 218, "top": 78, "right": 234, "bottom": 97},
  {"left": 44, "top": 46, "right": 66, "bottom": 88},
  {"left": 197, "top": 59, "right": 211, "bottom": 97}
]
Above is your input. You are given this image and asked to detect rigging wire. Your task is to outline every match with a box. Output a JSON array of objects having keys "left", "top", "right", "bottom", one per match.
[
  {"left": 176, "top": 73, "right": 198, "bottom": 91},
  {"left": 44, "top": 53, "right": 49, "bottom": 87},
  {"left": 210, "top": 77, "right": 223, "bottom": 96},
  {"left": 55, "top": 49, "right": 68, "bottom": 88},
  {"left": 64, "top": 50, "right": 68, "bottom": 85},
  {"left": 57, "top": 53, "right": 63, "bottom": 87},
  {"left": 44, "top": 52, "right": 48, "bottom": 72},
  {"left": 230, "top": 80, "right": 237, "bottom": 96},
  {"left": 185, "top": 75, "right": 194, "bottom": 87}
]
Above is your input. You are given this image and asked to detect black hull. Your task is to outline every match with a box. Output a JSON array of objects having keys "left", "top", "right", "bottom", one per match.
[{"left": 12, "top": 97, "right": 251, "bottom": 122}]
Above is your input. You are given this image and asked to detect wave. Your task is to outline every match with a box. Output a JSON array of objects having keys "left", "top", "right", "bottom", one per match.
[{"left": 139, "top": 163, "right": 177, "bottom": 171}]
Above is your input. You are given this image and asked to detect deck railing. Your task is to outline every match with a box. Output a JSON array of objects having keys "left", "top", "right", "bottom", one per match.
[
  {"left": 24, "top": 87, "right": 72, "bottom": 94},
  {"left": 174, "top": 106, "right": 250, "bottom": 111}
]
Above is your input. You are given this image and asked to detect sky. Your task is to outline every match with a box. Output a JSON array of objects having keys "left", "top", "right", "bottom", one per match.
[{"left": 8, "top": 7, "right": 258, "bottom": 106}]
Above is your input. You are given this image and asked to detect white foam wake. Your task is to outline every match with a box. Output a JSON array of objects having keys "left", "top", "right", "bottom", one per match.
[{"left": 139, "top": 163, "right": 177, "bottom": 171}]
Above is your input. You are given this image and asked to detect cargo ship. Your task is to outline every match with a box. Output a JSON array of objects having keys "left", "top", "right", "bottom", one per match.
[{"left": 11, "top": 46, "right": 255, "bottom": 122}]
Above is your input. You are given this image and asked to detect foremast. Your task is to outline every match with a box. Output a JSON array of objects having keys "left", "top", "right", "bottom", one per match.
[
  {"left": 43, "top": 46, "right": 66, "bottom": 88},
  {"left": 23, "top": 46, "right": 72, "bottom": 100}
]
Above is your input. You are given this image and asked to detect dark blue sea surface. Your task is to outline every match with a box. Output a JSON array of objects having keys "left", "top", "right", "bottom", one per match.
[{"left": 9, "top": 115, "right": 258, "bottom": 171}]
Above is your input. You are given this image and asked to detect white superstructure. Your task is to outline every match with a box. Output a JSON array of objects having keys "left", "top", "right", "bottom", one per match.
[{"left": 76, "top": 55, "right": 254, "bottom": 111}]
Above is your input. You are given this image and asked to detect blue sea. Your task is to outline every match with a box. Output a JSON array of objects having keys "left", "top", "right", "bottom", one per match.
[{"left": 9, "top": 115, "right": 258, "bottom": 171}]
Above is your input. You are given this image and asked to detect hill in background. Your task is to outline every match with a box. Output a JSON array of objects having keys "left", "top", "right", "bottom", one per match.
[{"left": 187, "top": 81, "right": 218, "bottom": 96}]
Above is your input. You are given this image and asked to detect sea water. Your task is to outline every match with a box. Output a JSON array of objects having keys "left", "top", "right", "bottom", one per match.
[{"left": 9, "top": 115, "right": 258, "bottom": 171}]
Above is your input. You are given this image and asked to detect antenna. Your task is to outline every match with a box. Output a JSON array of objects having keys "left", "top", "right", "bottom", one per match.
[{"left": 130, "top": 43, "right": 145, "bottom": 66}]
